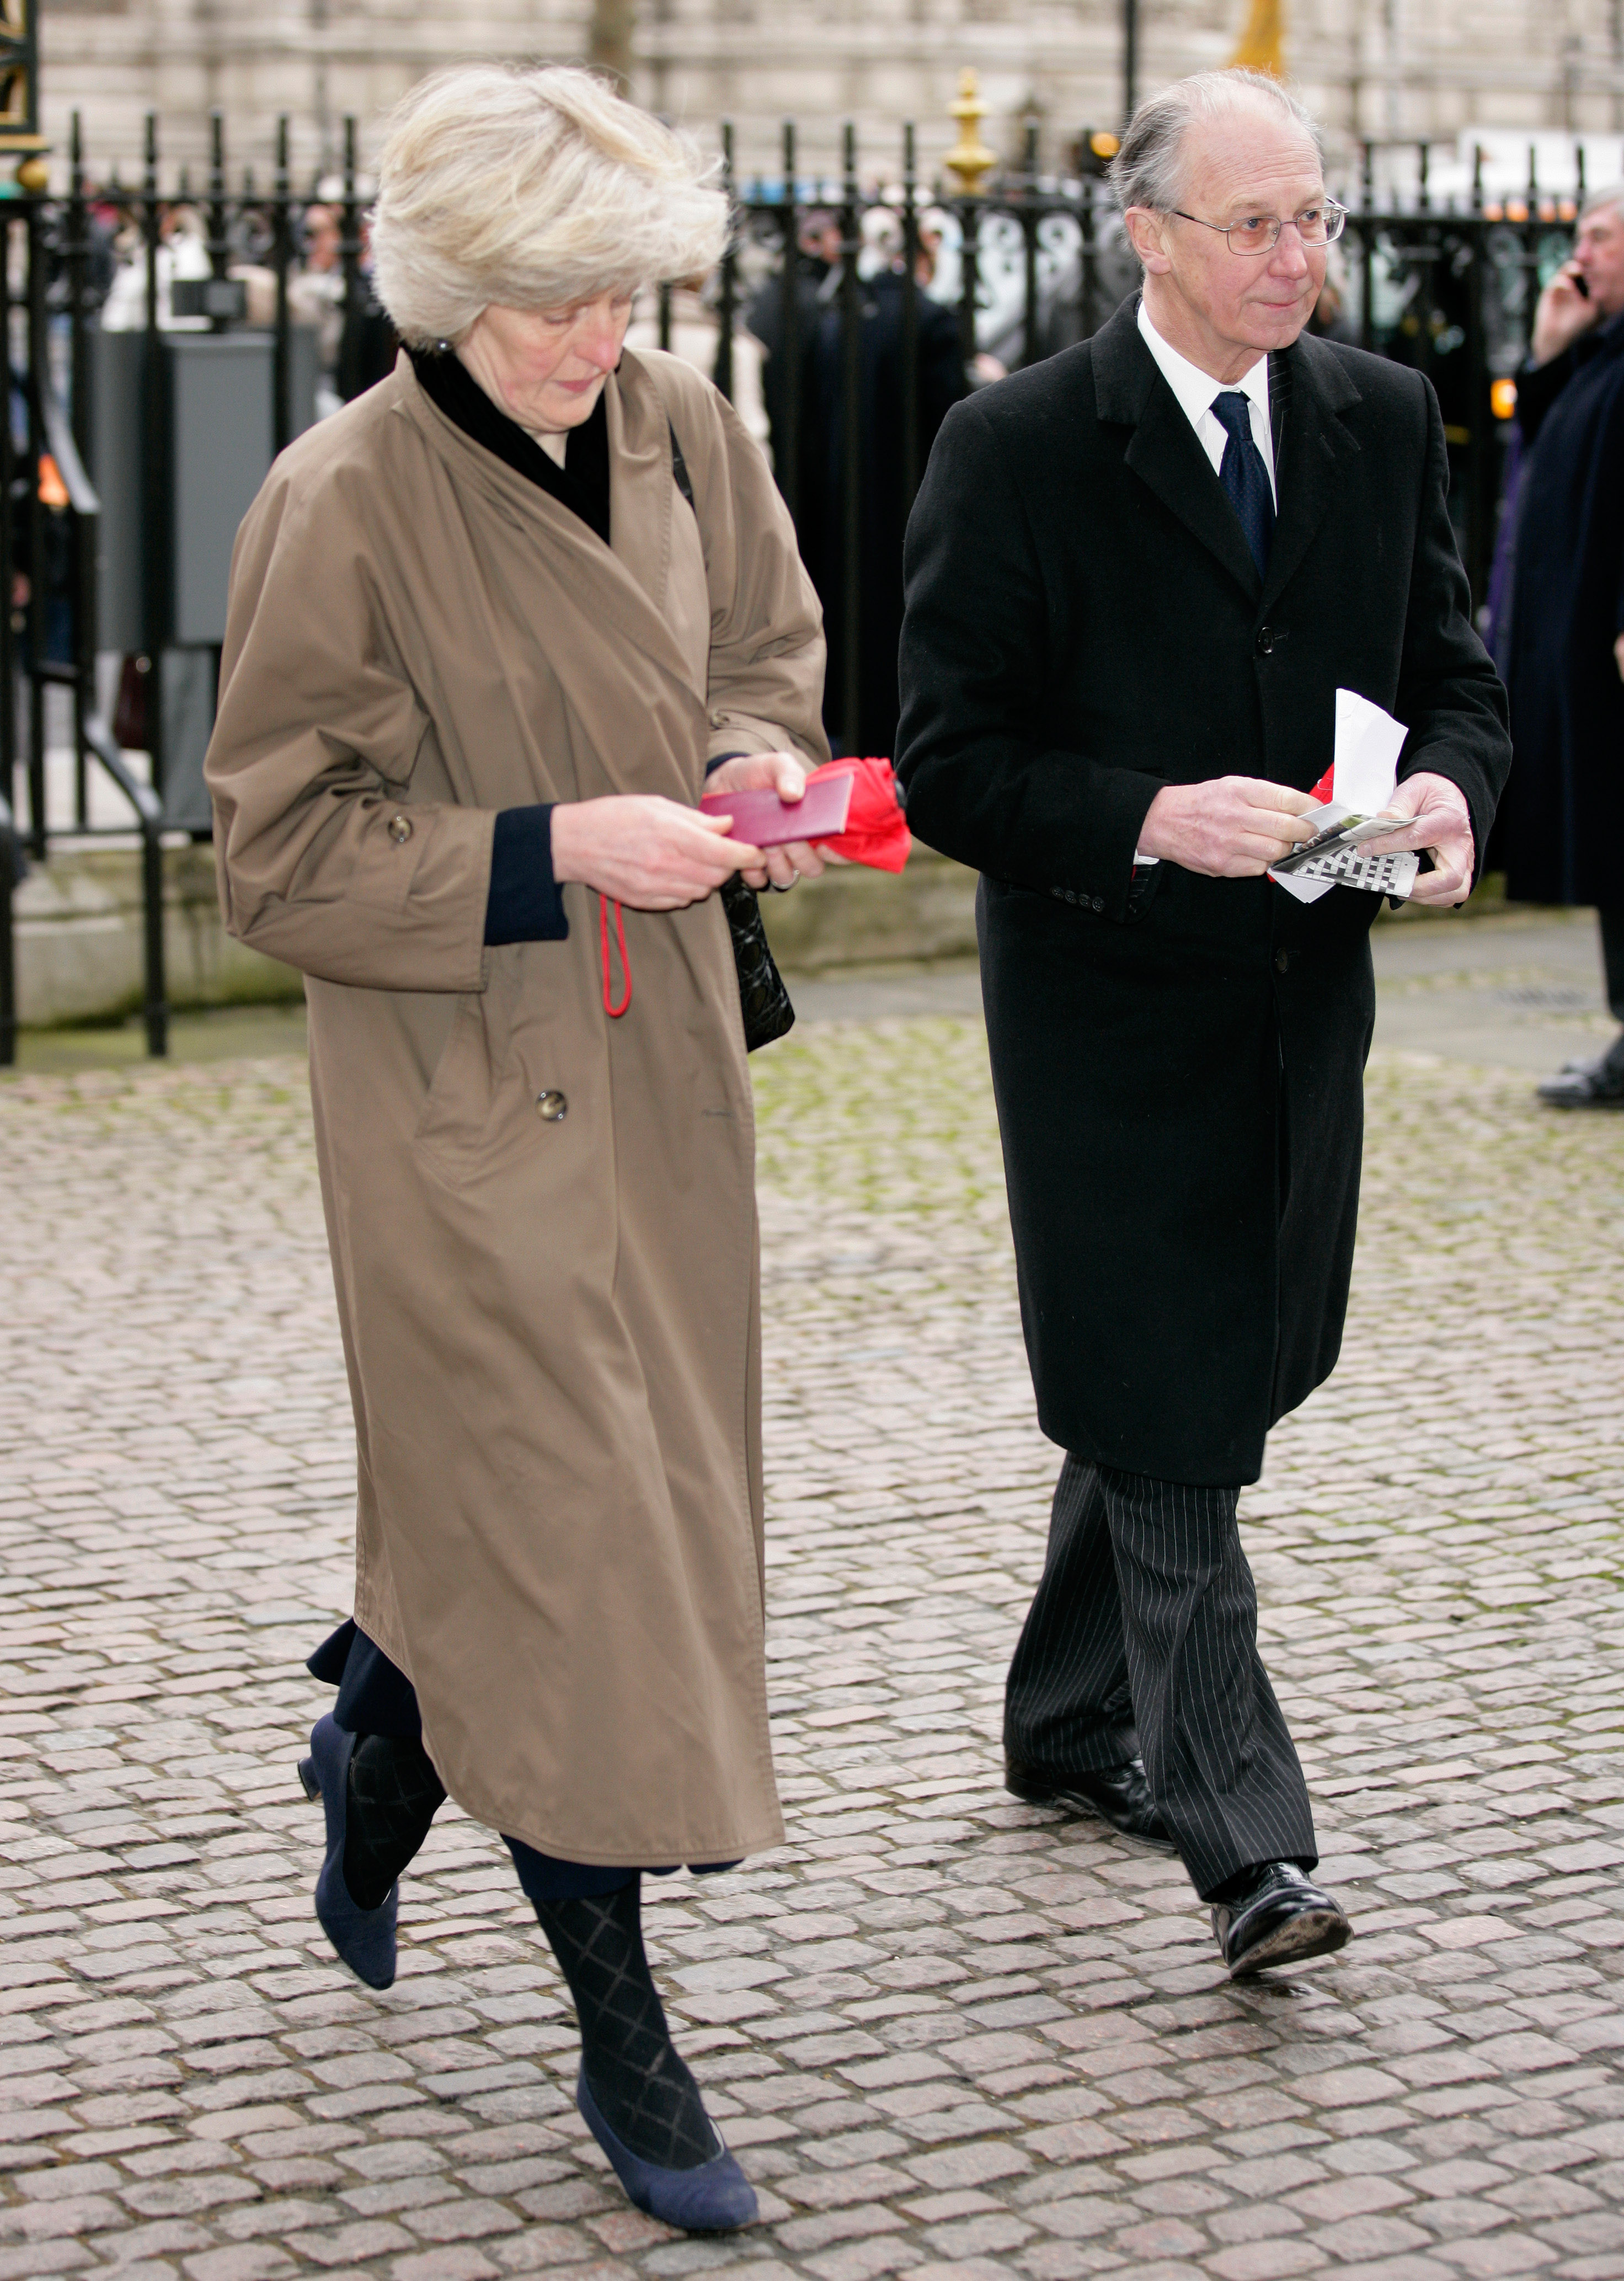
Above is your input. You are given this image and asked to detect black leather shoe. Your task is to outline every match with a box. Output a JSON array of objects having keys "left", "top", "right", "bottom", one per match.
[
  {"left": 1006, "top": 1754, "right": 1174, "bottom": 1847},
  {"left": 1211, "top": 1861, "right": 1351, "bottom": 1976},
  {"left": 1537, "top": 1050, "right": 1624, "bottom": 1108}
]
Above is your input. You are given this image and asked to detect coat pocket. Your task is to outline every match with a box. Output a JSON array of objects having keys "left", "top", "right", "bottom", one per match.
[{"left": 411, "top": 959, "right": 528, "bottom": 1180}]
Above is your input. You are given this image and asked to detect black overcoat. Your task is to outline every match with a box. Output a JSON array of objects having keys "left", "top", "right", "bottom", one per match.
[
  {"left": 896, "top": 300, "right": 1510, "bottom": 1485},
  {"left": 1497, "top": 310, "right": 1624, "bottom": 907}
]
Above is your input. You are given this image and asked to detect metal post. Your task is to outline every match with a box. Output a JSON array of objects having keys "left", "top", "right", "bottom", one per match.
[
  {"left": 778, "top": 120, "right": 799, "bottom": 523},
  {"left": 839, "top": 119, "right": 862, "bottom": 755},
  {"left": 901, "top": 121, "right": 920, "bottom": 514},
  {"left": 957, "top": 196, "right": 980, "bottom": 368},
  {"left": 0, "top": 788, "right": 14, "bottom": 1066},
  {"left": 68, "top": 111, "right": 93, "bottom": 830},
  {"left": 0, "top": 211, "right": 14, "bottom": 863},
  {"left": 24, "top": 200, "right": 46, "bottom": 861},
  {"left": 1021, "top": 118, "right": 1040, "bottom": 371},
  {"left": 274, "top": 116, "right": 292, "bottom": 453},
  {"left": 1080, "top": 174, "right": 1099, "bottom": 340},
  {"left": 1359, "top": 141, "right": 1375, "bottom": 353},
  {"left": 141, "top": 112, "right": 167, "bottom": 803},
  {"left": 337, "top": 114, "right": 361, "bottom": 400},
  {"left": 207, "top": 111, "right": 229, "bottom": 327},
  {"left": 714, "top": 121, "right": 736, "bottom": 402},
  {"left": 1123, "top": 0, "right": 1139, "bottom": 127}
]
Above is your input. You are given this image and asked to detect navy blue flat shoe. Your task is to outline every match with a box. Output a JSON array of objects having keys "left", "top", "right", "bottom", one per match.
[
  {"left": 576, "top": 2066, "right": 757, "bottom": 2231},
  {"left": 297, "top": 1713, "right": 398, "bottom": 1990}
]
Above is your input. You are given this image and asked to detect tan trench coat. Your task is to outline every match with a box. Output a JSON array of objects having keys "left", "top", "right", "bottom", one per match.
[{"left": 206, "top": 349, "right": 827, "bottom": 1865}]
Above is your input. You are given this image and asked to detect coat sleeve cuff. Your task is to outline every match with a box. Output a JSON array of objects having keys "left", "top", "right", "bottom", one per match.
[{"left": 485, "top": 804, "right": 568, "bottom": 945}]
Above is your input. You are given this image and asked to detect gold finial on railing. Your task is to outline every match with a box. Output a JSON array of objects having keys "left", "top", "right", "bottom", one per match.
[{"left": 944, "top": 68, "right": 998, "bottom": 195}]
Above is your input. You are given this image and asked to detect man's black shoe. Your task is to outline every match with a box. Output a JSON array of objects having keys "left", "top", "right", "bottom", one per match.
[
  {"left": 1006, "top": 1754, "right": 1174, "bottom": 1846},
  {"left": 1538, "top": 1043, "right": 1624, "bottom": 1107},
  {"left": 1211, "top": 1861, "right": 1351, "bottom": 1976}
]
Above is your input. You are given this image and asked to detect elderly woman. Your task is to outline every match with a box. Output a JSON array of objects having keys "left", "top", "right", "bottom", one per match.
[{"left": 205, "top": 64, "right": 830, "bottom": 2232}]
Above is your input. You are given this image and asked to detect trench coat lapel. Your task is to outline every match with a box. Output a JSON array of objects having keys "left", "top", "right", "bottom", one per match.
[
  {"left": 1094, "top": 301, "right": 1262, "bottom": 604},
  {"left": 1260, "top": 332, "right": 1361, "bottom": 611},
  {"left": 397, "top": 370, "right": 703, "bottom": 703}
]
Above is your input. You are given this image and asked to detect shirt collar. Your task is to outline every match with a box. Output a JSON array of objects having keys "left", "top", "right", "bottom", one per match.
[{"left": 1137, "top": 298, "right": 1270, "bottom": 428}]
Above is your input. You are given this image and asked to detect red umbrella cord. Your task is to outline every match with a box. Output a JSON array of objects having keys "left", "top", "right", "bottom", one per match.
[{"left": 599, "top": 895, "right": 632, "bottom": 1017}]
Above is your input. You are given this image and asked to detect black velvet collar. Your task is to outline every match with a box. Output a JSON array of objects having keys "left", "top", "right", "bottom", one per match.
[{"left": 408, "top": 345, "right": 611, "bottom": 547}]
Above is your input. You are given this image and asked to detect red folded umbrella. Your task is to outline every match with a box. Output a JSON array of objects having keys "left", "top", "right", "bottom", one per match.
[{"left": 804, "top": 757, "right": 911, "bottom": 873}]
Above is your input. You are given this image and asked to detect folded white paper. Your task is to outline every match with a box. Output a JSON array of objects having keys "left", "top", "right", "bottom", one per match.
[{"left": 1270, "top": 690, "right": 1418, "bottom": 905}]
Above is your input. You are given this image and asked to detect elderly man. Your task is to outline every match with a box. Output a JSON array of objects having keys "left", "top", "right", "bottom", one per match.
[
  {"left": 896, "top": 70, "right": 1509, "bottom": 1975},
  {"left": 1495, "top": 189, "right": 1624, "bottom": 1106}
]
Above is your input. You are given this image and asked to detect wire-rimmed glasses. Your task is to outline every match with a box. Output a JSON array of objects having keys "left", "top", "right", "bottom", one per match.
[{"left": 1170, "top": 201, "right": 1348, "bottom": 256}]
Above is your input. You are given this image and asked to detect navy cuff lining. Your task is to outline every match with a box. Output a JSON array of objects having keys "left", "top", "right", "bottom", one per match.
[{"left": 486, "top": 804, "right": 568, "bottom": 944}]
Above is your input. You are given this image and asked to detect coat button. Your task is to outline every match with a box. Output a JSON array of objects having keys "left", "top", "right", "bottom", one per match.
[
  {"left": 535, "top": 1090, "right": 568, "bottom": 1122},
  {"left": 387, "top": 813, "right": 413, "bottom": 844},
  {"left": 709, "top": 708, "right": 725, "bottom": 729},
  {"left": 1274, "top": 948, "right": 1290, "bottom": 974},
  {"left": 1092, "top": 896, "right": 1105, "bottom": 912},
  {"left": 1256, "top": 626, "right": 1275, "bottom": 655}
]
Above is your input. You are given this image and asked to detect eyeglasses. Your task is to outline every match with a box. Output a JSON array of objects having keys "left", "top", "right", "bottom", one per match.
[{"left": 1171, "top": 201, "right": 1348, "bottom": 256}]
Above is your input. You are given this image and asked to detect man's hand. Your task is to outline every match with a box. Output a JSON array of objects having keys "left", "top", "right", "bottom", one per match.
[
  {"left": 703, "top": 750, "right": 847, "bottom": 890},
  {"left": 550, "top": 794, "right": 762, "bottom": 909},
  {"left": 1136, "top": 776, "right": 1313, "bottom": 877},
  {"left": 1358, "top": 771, "right": 1475, "bottom": 907},
  {"left": 1532, "top": 260, "right": 1600, "bottom": 366},
  {"left": 1613, "top": 631, "right": 1624, "bottom": 683}
]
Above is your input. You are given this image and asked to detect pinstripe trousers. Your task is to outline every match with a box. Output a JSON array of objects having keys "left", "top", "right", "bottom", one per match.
[{"left": 1005, "top": 1454, "right": 1317, "bottom": 1899}]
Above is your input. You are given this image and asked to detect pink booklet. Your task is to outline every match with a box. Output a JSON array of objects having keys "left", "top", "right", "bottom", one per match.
[{"left": 699, "top": 773, "right": 853, "bottom": 848}]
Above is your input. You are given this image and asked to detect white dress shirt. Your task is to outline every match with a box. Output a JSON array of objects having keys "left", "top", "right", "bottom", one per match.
[
  {"left": 1129, "top": 303, "right": 1278, "bottom": 868},
  {"left": 1136, "top": 299, "right": 1277, "bottom": 506}
]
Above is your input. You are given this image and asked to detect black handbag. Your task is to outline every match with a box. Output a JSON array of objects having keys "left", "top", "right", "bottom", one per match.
[
  {"left": 666, "top": 414, "right": 796, "bottom": 1053},
  {"left": 720, "top": 872, "right": 795, "bottom": 1051}
]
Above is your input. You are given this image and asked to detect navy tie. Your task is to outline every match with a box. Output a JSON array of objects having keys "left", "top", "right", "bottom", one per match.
[{"left": 1210, "top": 389, "right": 1274, "bottom": 577}]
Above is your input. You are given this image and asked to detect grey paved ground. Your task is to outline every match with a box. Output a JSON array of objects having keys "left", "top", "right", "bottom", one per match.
[{"left": 2, "top": 910, "right": 1622, "bottom": 2281}]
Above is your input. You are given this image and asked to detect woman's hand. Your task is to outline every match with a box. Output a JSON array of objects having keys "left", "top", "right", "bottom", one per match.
[
  {"left": 703, "top": 751, "right": 847, "bottom": 890},
  {"left": 550, "top": 795, "right": 763, "bottom": 909}
]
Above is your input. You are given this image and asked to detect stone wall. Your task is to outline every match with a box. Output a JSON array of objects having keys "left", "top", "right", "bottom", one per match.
[
  {"left": 39, "top": 0, "right": 1624, "bottom": 191},
  {"left": 13, "top": 841, "right": 982, "bottom": 1028}
]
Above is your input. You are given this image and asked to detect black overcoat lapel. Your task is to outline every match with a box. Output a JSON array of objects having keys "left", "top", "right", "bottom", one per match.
[
  {"left": 1261, "top": 332, "right": 1363, "bottom": 609},
  {"left": 1093, "top": 303, "right": 1262, "bottom": 602}
]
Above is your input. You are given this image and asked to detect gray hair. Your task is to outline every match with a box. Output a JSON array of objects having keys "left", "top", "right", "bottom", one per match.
[
  {"left": 1109, "top": 68, "right": 1324, "bottom": 216},
  {"left": 1579, "top": 182, "right": 1624, "bottom": 225},
  {"left": 371, "top": 63, "right": 729, "bottom": 348}
]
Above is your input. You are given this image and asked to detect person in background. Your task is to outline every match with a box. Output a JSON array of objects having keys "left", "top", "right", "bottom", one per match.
[
  {"left": 100, "top": 203, "right": 212, "bottom": 330},
  {"left": 1496, "top": 187, "right": 1624, "bottom": 1106},
  {"left": 205, "top": 62, "right": 830, "bottom": 2232},
  {"left": 747, "top": 207, "right": 842, "bottom": 497},
  {"left": 802, "top": 202, "right": 970, "bottom": 756}
]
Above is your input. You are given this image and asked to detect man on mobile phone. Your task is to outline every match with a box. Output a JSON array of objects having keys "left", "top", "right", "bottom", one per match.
[{"left": 1497, "top": 189, "right": 1624, "bottom": 1105}]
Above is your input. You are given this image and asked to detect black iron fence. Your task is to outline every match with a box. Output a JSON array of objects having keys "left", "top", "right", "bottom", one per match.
[{"left": 0, "top": 109, "right": 1578, "bottom": 1064}]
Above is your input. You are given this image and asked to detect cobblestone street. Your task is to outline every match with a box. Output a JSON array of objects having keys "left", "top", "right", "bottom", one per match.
[{"left": 2, "top": 917, "right": 1623, "bottom": 2281}]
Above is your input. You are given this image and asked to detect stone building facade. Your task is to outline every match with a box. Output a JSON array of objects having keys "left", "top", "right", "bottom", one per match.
[{"left": 38, "top": 0, "right": 1624, "bottom": 191}]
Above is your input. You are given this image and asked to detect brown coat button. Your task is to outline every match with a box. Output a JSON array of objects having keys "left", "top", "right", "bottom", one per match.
[
  {"left": 535, "top": 1091, "right": 568, "bottom": 1122},
  {"left": 1275, "top": 948, "right": 1290, "bottom": 973},
  {"left": 388, "top": 813, "right": 413, "bottom": 845}
]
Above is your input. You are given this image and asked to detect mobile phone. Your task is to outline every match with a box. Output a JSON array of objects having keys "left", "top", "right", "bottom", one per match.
[{"left": 1574, "top": 270, "right": 1591, "bottom": 299}]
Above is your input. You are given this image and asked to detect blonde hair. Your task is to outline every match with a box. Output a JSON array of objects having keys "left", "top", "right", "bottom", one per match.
[{"left": 371, "top": 63, "right": 729, "bottom": 348}]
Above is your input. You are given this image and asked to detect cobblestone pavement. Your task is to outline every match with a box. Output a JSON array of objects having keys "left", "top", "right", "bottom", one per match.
[{"left": 2, "top": 982, "right": 1623, "bottom": 2281}]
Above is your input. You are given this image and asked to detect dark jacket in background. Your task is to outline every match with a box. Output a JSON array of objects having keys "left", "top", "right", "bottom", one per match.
[
  {"left": 802, "top": 270, "right": 967, "bottom": 757},
  {"left": 1497, "top": 308, "right": 1624, "bottom": 907},
  {"left": 896, "top": 300, "right": 1510, "bottom": 1484}
]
